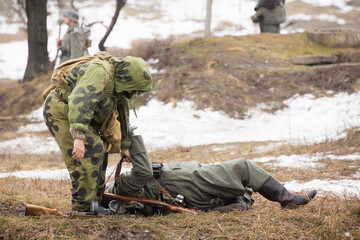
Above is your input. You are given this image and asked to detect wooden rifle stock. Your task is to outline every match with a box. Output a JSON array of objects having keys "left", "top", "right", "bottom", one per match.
[
  {"left": 25, "top": 204, "right": 65, "bottom": 216},
  {"left": 103, "top": 193, "right": 198, "bottom": 215}
]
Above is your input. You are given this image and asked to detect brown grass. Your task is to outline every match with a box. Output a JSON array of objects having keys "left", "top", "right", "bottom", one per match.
[
  {"left": 107, "top": 36, "right": 175, "bottom": 60},
  {"left": 1, "top": 28, "right": 360, "bottom": 240},
  {"left": 0, "top": 128, "right": 359, "bottom": 239},
  {"left": 151, "top": 33, "right": 360, "bottom": 118},
  {"left": 0, "top": 169, "right": 359, "bottom": 239}
]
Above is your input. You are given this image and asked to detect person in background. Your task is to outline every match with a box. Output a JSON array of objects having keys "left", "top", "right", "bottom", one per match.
[
  {"left": 251, "top": 0, "right": 287, "bottom": 34},
  {"left": 58, "top": 9, "right": 85, "bottom": 64},
  {"left": 104, "top": 134, "right": 317, "bottom": 214}
]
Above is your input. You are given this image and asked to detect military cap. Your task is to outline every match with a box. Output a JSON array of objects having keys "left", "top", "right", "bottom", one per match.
[{"left": 64, "top": 9, "right": 79, "bottom": 23}]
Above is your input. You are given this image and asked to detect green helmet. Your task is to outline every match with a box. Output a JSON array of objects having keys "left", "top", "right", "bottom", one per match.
[
  {"left": 64, "top": 9, "right": 79, "bottom": 23},
  {"left": 111, "top": 56, "right": 153, "bottom": 97}
]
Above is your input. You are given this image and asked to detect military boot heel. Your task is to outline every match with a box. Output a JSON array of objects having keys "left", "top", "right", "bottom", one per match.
[{"left": 258, "top": 176, "right": 317, "bottom": 209}]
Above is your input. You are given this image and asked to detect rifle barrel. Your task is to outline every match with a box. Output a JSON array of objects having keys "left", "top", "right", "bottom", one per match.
[{"left": 103, "top": 193, "right": 198, "bottom": 215}]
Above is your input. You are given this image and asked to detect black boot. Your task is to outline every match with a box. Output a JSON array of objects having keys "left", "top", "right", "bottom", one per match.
[{"left": 258, "top": 176, "right": 317, "bottom": 209}]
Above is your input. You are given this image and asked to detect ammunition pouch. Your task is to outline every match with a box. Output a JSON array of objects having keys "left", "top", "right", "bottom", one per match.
[
  {"left": 152, "top": 162, "right": 163, "bottom": 179},
  {"left": 60, "top": 48, "right": 69, "bottom": 58},
  {"left": 100, "top": 109, "right": 121, "bottom": 154}
]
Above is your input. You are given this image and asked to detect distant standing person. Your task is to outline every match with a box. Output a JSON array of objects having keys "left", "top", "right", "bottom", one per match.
[
  {"left": 251, "top": 0, "right": 287, "bottom": 34},
  {"left": 58, "top": 9, "right": 85, "bottom": 64}
]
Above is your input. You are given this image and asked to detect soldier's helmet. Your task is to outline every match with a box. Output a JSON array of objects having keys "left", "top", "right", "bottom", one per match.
[
  {"left": 112, "top": 56, "right": 153, "bottom": 97},
  {"left": 64, "top": 9, "right": 79, "bottom": 23}
]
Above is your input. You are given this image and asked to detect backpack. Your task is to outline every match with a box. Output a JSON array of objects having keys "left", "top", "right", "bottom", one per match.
[{"left": 42, "top": 51, "right": 112, "bottom": 100}]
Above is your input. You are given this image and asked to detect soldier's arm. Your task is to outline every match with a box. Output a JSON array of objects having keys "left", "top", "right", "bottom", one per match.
[
  {"left": 116, "top": 94, "right": 132, "bottom": 149},
  {"left": 70, "top": 30, "right": 84, "bottom": 59},
  {"left": 114, "top": 135, "right": 153, "bottom": 196},
  {"left": 67, "top": 61, "right": 106, "bottom": 133}
]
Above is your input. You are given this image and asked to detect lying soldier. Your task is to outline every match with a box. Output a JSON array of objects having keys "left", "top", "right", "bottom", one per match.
[{"left": 102, "top": 134, "right": 316, "bottom": 215}]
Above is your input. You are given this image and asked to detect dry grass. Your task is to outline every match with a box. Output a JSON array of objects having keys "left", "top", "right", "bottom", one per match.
[
  {"left": 0, "top": 129, "right": 359, "bottom": 239},
  {"left": 0, "top": 158, "right": 359, "bottom": 239},
  {"left": 150, "top": 33, "right": 360, "bottom": 118},
  {"left": 107, "top": 36, "right": 175, "bottom": 60},
  {"left": 1, "top": 27, "right": 360, "bottom": 239}
]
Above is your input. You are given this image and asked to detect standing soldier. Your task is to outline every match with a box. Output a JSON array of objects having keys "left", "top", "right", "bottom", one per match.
[
  {"left": 43, "top": 51, "right": 153, "bottom": 212},
  {"left": 251, "top": 0, "right": 287, "bottom": 34},
  {"left": 58, "top": 9, "right": 85, "bottom": 64}
]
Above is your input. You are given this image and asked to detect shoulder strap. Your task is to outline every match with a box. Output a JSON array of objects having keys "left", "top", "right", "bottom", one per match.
[{"left": 101, "top": 60, "right": 113, "bottom": 88}]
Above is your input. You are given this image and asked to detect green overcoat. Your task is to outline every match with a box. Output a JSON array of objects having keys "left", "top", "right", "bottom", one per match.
[
  {"left": 114, "top": 135, "right": 271, "bottom": 210},
  {"left": 59, "top": 24, "right": 85, "bottom": 64},
  {"left": 258, "top": 0, "right": 287, "bottom": 25}
]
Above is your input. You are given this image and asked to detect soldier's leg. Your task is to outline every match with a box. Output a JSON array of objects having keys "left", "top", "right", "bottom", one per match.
[
  {"left": 215, "top": 158, "right": 316, "bottom": 208},
  {"left": 73, "top": 128, "right": 107, "bottom": 211},
  {"left": 43, "top": 93, "right": 107, "bottom": 211},
  {"left": 217, "top": 158, "right": 272, "bottom": 191}
]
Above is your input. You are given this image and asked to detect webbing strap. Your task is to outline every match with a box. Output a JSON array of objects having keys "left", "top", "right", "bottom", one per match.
[{"left": 101, "top": 60, "right": 111, "bottom": 88}]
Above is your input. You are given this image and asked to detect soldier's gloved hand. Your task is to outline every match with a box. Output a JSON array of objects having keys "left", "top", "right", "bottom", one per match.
[
  {"left": 121, "top": 148, "right": 132, "bottom": 162},
  {"left": 72, "top": 139, "right": 85, "bottom": 161}
]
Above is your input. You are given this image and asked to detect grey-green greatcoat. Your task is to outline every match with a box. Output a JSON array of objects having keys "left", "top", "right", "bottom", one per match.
[
  {"left": 113, "top": 135, "right": 271, "bottom": 210},
  {"left": 59, "top": 24, "right": 85, "bottom": 64},
  {"left": 255, "top": 0, "right": 287, "bottom": 33}
]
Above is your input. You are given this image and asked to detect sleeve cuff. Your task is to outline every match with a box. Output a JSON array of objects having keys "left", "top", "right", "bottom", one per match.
[
  {"left": 70, "top": 128, "right": 86, "bottom": 140},
  {"left": 121, "top": 138, "right": 132, "bottom": 149}
]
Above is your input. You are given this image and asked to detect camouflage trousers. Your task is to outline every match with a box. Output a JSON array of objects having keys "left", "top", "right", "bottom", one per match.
[{"left": 43, "top": 92, "right": 107, "bottom": 212}]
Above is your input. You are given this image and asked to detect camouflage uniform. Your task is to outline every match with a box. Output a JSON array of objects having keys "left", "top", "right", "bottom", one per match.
[
  {"left": 43, "top": 56, "right": 152, "bottom": 211},
  {"left": 112, "top": 135, "right": 271, "bottom": 211},
  {"left": 254, "top": 0, "right": 287, "bottom": 34},
  {"left": 59, "top": 24, "right": 85, "bottom": 64}
]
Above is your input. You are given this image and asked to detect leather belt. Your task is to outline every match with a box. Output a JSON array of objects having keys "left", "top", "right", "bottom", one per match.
[
  {"left": 52, "top": 90, "right": 67, "bottom": 103},
  {"left": 154, "top": 175, "right": 163, "bottom": 187}
]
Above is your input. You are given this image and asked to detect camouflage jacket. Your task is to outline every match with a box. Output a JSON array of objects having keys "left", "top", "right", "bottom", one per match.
[
  {"left": 56, "top": 56, "right": 152, "bottom": 149},
  {"left": 59, "top": 24, "right": 85, "bottom": 64}
]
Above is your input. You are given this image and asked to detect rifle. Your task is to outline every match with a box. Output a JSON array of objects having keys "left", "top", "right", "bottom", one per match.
[
  {"left": 25, "top": 204, "right": 65, "bottom": 216},
  {"left": 103, "top": 193, "right": 198, "bottom": 215},
  {"left": 49, "top": 18, "right": 62, "bottom": 70},
  {"left": 25, "top": 201, "right": 110, "bottom": 217}
]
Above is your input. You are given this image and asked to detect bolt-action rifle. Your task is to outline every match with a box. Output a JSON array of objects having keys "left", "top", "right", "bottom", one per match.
[
  {"left": 24, "top": 194, "right": 197, "bottom": 217},
  {"left": 24, "top": 201, "right": 110, "bottom": 217},
  {"left": 103, "top": 193, "right": 198, "bottom": 215}
]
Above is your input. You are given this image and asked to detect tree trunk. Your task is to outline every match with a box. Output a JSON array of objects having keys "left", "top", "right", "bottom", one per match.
[
  {"left": 23, "top": 0, "right": 49, "bottom": 82},
  {"left": 204, "top": 0, "right": 213, "bottom": 37},
  {"left": 98, "top": 0, "right": 127, "bottom": 51}
]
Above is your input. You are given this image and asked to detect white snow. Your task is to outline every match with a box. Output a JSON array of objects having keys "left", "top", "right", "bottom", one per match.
[
  {"left": 0, "top": 136, "right": 60, "bottom": 155},
  {"left": 0, "top": 0, "right": 357, "bottom": 80},
  {"left": 251, "top": 153, "right": 360, "bottom": 168},
  {"left": 284, "top": 179, "right": 360, "bottom": 198},
  {"left": 7, "top": 91, "right": 360, "bottom": 153}
]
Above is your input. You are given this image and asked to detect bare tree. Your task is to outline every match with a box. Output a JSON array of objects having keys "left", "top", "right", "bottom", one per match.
[
  {"left": 204, "top": 0, "right": 213, "bottom": 36},
  {"left": 99, "top": 0, "right": 127, "bottom": 51},
  {"left": 23, "top": 0, "right": 49, "bottom": 81}
]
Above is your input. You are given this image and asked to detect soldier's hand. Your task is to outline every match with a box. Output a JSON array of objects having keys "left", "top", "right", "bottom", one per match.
[
  {"left": 57, "top": 39, "right": 62, "bottom": 46},
  {"left": 72, "top": 139, "right": 85, "bottom": 161},
  {"left": 121, "top": 148, "right": 132, "bottom": 162}
]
